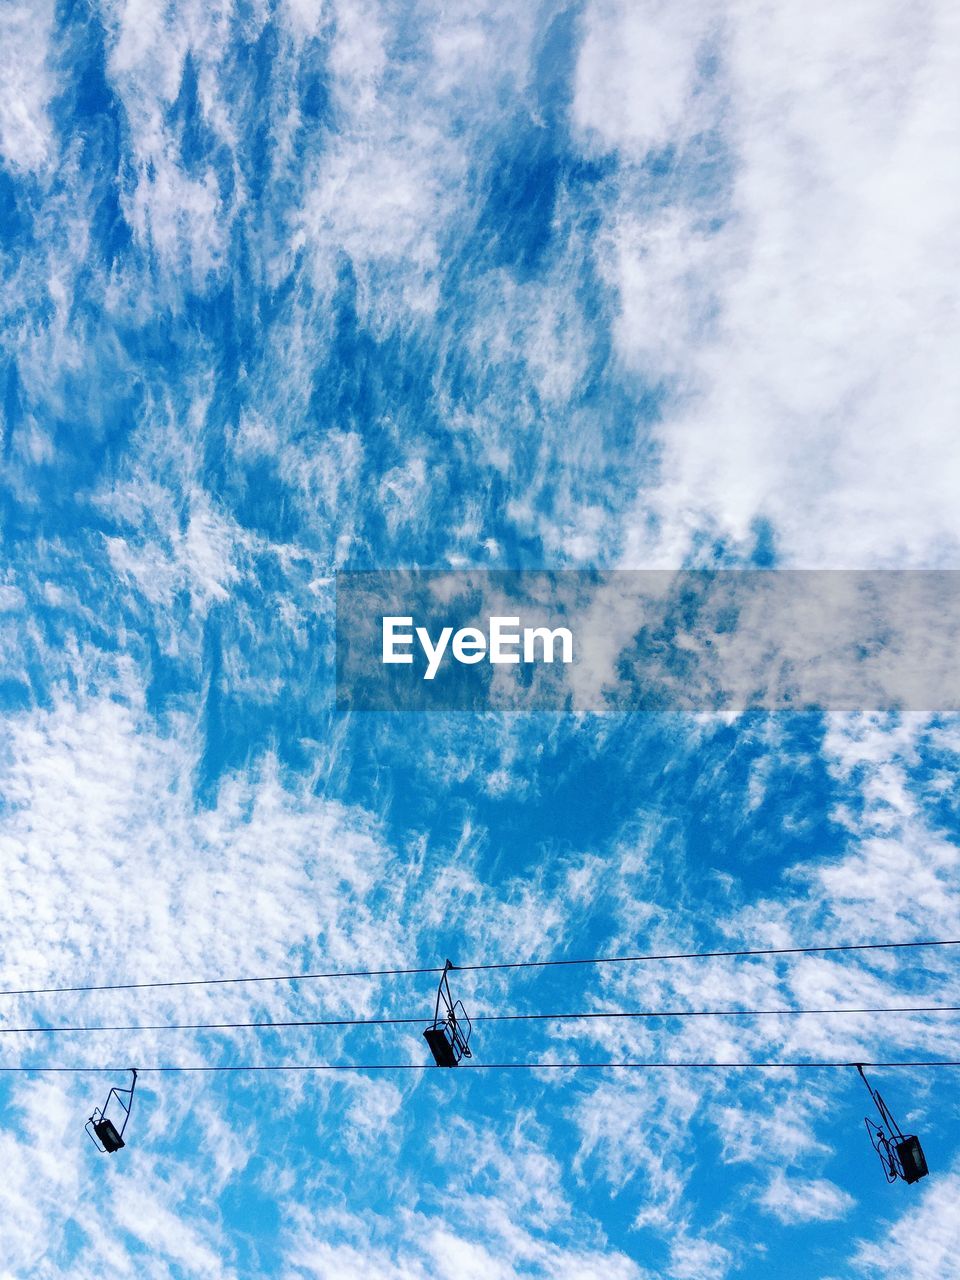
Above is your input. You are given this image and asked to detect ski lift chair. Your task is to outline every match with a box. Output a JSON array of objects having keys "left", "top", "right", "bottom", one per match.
[
  {"left": 857, "top": 1065, "right": 928, "bottom": 1185},
  {"left": 85, "top": 1069, "right": 138, "bottom": 1154},
  {"left": 423, "top": 960, "right": 473, "bottom": 1067}
]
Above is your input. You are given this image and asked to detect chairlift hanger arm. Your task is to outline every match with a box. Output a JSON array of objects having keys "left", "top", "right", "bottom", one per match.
[
  {"left": 424, "top": 960, "right": 473, "bottom": 1066},
  {"left": 433, "top": 960, "right": 455, "bottom": 1028},
  {"left": 857, "top": 1064, "right": 906, "bottom": 1142},
  {"left": 111, "top": 1068, "right": 138, "bottom": 1139},
  {"left": 85, "top": 1068, "right": 138, "bottom": 1153}
]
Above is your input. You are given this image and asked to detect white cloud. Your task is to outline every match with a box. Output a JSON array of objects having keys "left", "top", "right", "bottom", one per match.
[
  {"left": 126, "top": 158, "right": 226, "bottom": 279},
  {"left": 760, "top": 1170, "right": 855, "bottom": 1224},
  {"left": 283, "top": 1201, "right": 650, "bottom": 1280},
  {"left": 0, "top": 680, "right": 408, "bottom": 1010},
  {"left": 668, "top": 1232, "right": 732, "bottom": 1280},
  {"left": 103, "top": 489, "right": 243, "bottom": 612},
  {"left": 283, "top": 0, "right": 327, "bottom": 41},
  {"left": 101, "top": 0, "right": 237, "bottom": 280},
  {"left": 574, "top": 0, "right": 716, "bottom": 157},
  {"left": 598, "top": 207, "right": 725, "bottom": 382},
  {"left": 854, "top": 1169, "right": 960, "bottom": 1279},
  {"left": 377, "top": 459, "right": 431, "bottom": 535},
  {"left": 578, "top": 0, "right": 960, "bottom": 567},
  {"left": 0, "top": 2, "right": 56, "bottom": 172}
]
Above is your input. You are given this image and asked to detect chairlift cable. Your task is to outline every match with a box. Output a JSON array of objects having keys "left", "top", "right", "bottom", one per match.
[
  {"left": 1, "top": 1002, "right": 959, "bottom": 1036},
  {"left": 2, "top": 937, "right": 958, "bottom": 999},
  {"left": 3, "top": 1058, "right": 960, "bottom": 1075}
]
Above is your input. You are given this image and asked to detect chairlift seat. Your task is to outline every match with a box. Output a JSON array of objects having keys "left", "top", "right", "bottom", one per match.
[
  {"left": 896, "top": 1136, "right": 928, "bottom": 1184},
  {"left": 93, "top": 1117, "right": 125, "bottom": 1153},
  {"left": 424, "top": 1025, "right": 460, "bottom": 1068},
  {"left": 85, "top": 1069, "right": 137, "bottom": 1154},
  {"left": 423, "top": 961, "right": 474, "bottom": 1067}
]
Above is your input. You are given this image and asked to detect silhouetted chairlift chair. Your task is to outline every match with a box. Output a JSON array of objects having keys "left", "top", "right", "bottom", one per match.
[
  {"left": 856, "top": 1064, "right": 928, "bottom": 1185},
  {"left": 423, "top": 960, "right": 473, "bottom": 1067},
  {"left": 85, "top": 1069, "right": 138, "bottom": 1154}
]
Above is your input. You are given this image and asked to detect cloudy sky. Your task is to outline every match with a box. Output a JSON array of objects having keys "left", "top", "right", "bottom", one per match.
[{"left": 1, "top": 1, "right": 959, "bottom": 1277}]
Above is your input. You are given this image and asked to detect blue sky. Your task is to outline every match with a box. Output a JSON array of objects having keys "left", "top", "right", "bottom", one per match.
[{"left": 1, "top": 1, "right": 960, "bottom": 1277}]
